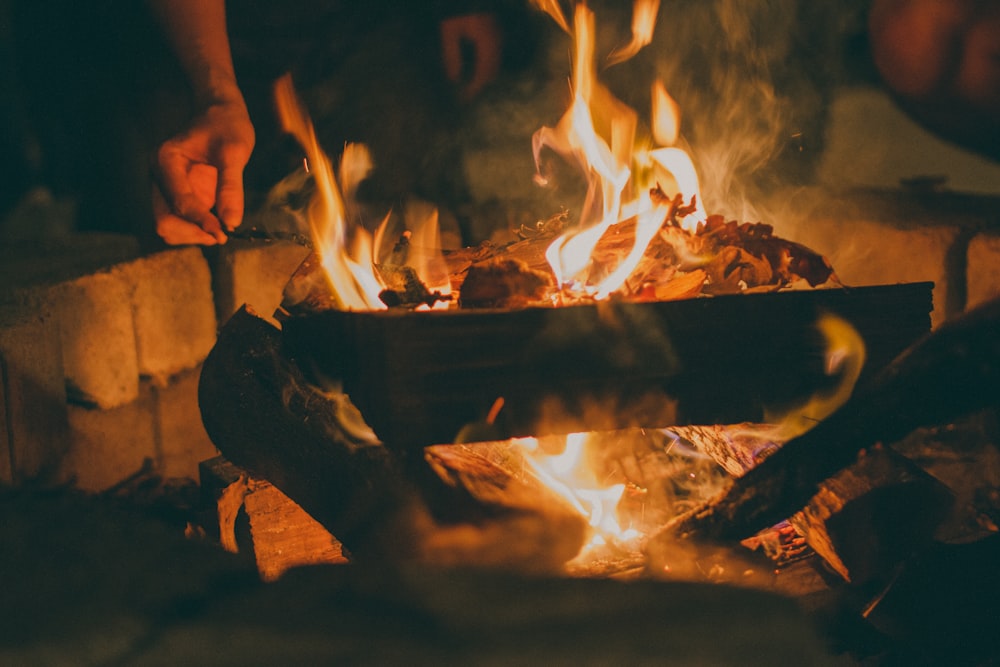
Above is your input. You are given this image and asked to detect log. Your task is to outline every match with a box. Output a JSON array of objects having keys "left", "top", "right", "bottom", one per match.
[
  {"left": 200, "top": 456, "right": 349, "bottom": 582},
  {"left": 653, "top": 295, "right": 1000, "bottom": 545},
  {"left": 198, "top": 306, "right": 586, "bottom": 572},
  {"left": 282, "top": 282, "right": 933, "bottom": 449},
  {"left": 787, "top": 444, "right": 952, "bottom": 584}
]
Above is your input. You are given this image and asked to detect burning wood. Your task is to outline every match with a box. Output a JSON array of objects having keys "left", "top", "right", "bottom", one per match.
[
  {"left": 200, "top": 306, "right": 587, "bottom": 572},
  {"left": 652, "top": 295, "right": 1000, "bottom": 548}
]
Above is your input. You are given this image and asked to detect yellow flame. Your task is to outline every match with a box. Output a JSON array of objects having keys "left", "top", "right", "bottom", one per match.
[
  {"left": 515, "top": 433, "right": 640, "bottom": 556},
  {"left": 274, "top": 74, "right": 385, "bottom": 310},
  {"left": 534, "top": 3, "right": 705, "bottom": 296},
  {"left": 403, "top": 201, "right": 453, "bottom": 308},
  {"left": 764, "top": 313, "right": 867, "bottom": 441},
  {"left": 607, "top": 0, "right": 661, "bottom": 66},
  {"left": 651, "top": 79, "right": 680, "bottom": 147},
  {"left": 529, "top": 0, "right": 570, "bottom": 33}
]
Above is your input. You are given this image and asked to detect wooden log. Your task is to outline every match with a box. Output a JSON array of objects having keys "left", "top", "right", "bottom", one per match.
[
  {"left": 788, "top": 444, "right": 952, "bottom": 584},
  {"left": 282, "top": 282, "right": 933, "bottom": 449},
  {"left": 653, "top": 295, "right": 1000, "bottom": 546},
  {"left": 199, "top": 306, "right": 586, "bottom": 572},
  {"left": 200, "top": 456, "right": 349, "bottom": 581}
]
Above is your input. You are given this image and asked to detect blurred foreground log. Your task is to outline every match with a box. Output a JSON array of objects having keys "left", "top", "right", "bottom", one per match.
[
  {"left": 198, "top": 306, "right": 586, "bottom": 572},
  {"left": 787, "top": 445, "right": 952, "bottom": 584},
  {"left": 655, "top": 296, "right": 1000, "bottom": 545}
]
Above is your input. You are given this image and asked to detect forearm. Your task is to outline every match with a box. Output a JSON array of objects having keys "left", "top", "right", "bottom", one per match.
[{"left": 147, "top": 0, "right": 243, "bottom": 107}]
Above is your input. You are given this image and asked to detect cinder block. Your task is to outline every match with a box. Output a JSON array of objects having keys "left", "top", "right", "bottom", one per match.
[
  {"left": 0, "top": 233, "right": 139, "bottom": 292},
  {"left": 155, "top": 365, "right": 218, "bottom": 480},
  {"left": 0, "top": 300, "right": 70, "bottom": 484},
  {"left": 60, "top": 383, "right": 157, "bottom": 492},
  {"left": 54, "top": 271, "right": 140, "bottom": 408},
  {"left": 125, "top": 248, "right": 217, "bottom": 383},
  {"left": 0, "top": 233, "right": 142, "bottom": 410},
  {"left": 212, "top": 239, "right": 311, "bottom": 326},
  {"left": 967, "top": 233, "right": 1000, "bottom": 311},
  {"left": 785, "top": 215, "right": 957, "bottom": 328}
]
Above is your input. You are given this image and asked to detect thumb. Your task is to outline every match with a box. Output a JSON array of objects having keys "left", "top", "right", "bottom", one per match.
[{"left": 216, "top": 161, "right": 246, "bottom": 231}]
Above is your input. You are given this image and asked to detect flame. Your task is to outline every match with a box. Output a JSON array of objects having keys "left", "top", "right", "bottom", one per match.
[
  {"left": 274, "top": 75, "right": 454, "bottom": 311},
  {"left": 402, "top": 201, "right": 453, "bottom": 309},
  {"left": 533, "top": 2, "right": 705, "bottom": 298},
  {"left": 515, "top": 433, "right": 641, "bottom": 556},
  {"left": 607, "top": 0, "right": 660, "bottom": 66},
  {"left": 762, "top": 313, "right": 867, "bottom": 441},
  {"left": 274, "top": 74, "right": 386, "bottom": 310}
]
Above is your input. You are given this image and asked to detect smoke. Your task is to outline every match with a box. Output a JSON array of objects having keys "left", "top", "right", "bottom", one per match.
[{"left": 602, "top": 0, "right": 862, "bottom": 224}]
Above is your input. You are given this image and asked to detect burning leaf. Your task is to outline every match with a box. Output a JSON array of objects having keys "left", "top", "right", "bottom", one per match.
[{"left": 458, "top": 258, "right": 554, "bottom": 309}]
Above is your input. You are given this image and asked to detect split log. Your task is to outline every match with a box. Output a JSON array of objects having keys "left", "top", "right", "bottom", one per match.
[
  {"left": 200, "top": 456, "right": 348, "bottom": 581},
  {"left": 787, "top": 444, "right": 952, "bottom": 584},
  {"left": 198, "top": 306, "right": 586, "bottom": 572},
  {"left": 653, "top": 295, "right": 1000, "bottom": 546}
]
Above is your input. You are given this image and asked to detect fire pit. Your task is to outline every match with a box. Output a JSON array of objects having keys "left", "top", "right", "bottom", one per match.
[{"left": 190, "top": 2, "right": 1000, "bottom": 663}]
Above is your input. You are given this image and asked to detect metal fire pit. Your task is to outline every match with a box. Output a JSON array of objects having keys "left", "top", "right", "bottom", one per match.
[{"left": 282, "top": 282, "right": 933, "bottom": 449}]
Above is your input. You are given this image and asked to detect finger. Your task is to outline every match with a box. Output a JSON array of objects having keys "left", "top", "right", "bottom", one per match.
[
  {"left": 216, "top": 155, "right": 247, "bottom": 232},
  {"left": 155, "top": 141, "right": 202, "bottom": 212},
  {"left": 153, "top": 186, "right": 225, "bottom": 245},
  {"left": 155, "top": 146, "right": 227, "bottom": 240}
]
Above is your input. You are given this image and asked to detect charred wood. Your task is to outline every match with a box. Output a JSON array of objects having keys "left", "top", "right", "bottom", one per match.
[
  {"left": 199, "top": 306, "right": 586, "bottom": 571},
  {"left": 788, "top": 444, "right": 952, "bottom": 584},
  {"left": 654, "top": 295, "right": 1000, "bottom": 546}
]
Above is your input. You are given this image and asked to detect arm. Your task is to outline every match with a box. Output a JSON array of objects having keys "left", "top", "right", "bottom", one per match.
[
  {"left": 148, "top": 0, "right": 256, "bottom": 244},
  {"left": 869, "top": 0, "right": 1000, "bottom": 162}
]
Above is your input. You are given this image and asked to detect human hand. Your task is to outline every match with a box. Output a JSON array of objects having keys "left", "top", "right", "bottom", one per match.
[
  {"left": 440, "top": 12, "right": 503, "bottom": 102},
  {"left": 152, "top": 99, "right": 255, "bottom": 245}
]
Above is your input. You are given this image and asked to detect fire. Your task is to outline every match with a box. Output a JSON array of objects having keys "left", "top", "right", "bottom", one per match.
[
  {"left": 532, "top": 1, "right": 706, "bottom": 298},
  {"left": 273, "top": 74, "right": 451, "bottom": 311},
  {"left": 515, "top": 433, "right": 641, "bottom": 558}
]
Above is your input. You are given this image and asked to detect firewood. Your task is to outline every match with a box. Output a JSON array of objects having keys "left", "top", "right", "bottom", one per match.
[
  {"left": 787, "top": 445, "right": 952, "bottom": 584},
  {"left": 199, "top": 306, "right": 587, "bottom": 572},
  {"left": 652, "top": 295, "right": 1000, "bottom": 546}
]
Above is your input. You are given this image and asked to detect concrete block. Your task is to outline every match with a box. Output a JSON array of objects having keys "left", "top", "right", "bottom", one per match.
[
  {"left": 0, "top": 233, "right": 140, "bottom": 293},
  {"left": 60, "top": 383, "right": 157, "bottom": 493},
  {"left": 125, "top": 248, "right": 217, "bottom": 383},
  {"left": 55, "top": 271, "right": 140, "bottom": 408},
  {"left": 154, "top": 365, "right": 218, "bottom": 481},
  {"left": 212, "top": 239, "right": 310, "bottom": 326},
  {"left": 0, "top": 301, "right": 70, "bottom": 484},
  {"left": 967, "top": 233, "right": 1000, "bottom": 311},
  {"left": 0, "top": 233, "right": 143, "bottom": 410},
  {"left": 782, "top": 214, "right": 957, "bottom": 328}
]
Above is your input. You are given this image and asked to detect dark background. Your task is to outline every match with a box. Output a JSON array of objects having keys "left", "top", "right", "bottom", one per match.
[{"left": 0, "top": 0, "right": 876, "bottom": 247}]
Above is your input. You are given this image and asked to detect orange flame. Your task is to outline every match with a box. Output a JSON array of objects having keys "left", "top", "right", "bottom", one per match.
[
  {"left": 533, "top": 2, "right": 705, "bottom": 298},
  {"left": 515, "top": 433, "right": 641, "bottom": 557},
  {"left": 274, "top": 74, "right": 386, "bottom": 310},
  {"left": 607, "top": 0, "right": 661, "bottom": 66},
  {"left": 274, "top": 75, "right": 454, "bottom": 311}
]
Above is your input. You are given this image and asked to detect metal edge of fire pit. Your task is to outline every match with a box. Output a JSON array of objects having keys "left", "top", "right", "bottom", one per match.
[{"left": 281, "top": 282, "right": 934, "bottom": 450}]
